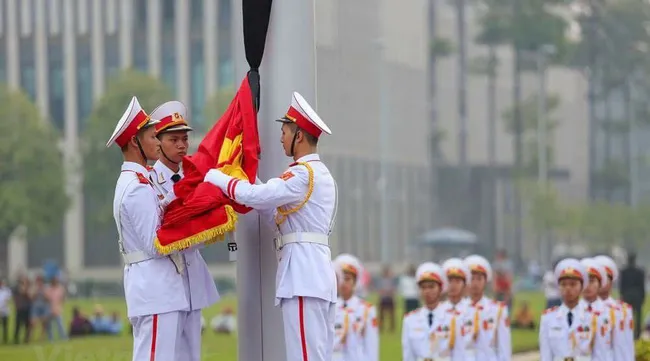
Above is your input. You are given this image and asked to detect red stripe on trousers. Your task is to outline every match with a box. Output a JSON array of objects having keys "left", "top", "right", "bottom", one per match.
[
  {"left": 150, "top": 314, "right": 159, "bottom": 361},
  {"left": 299, "top": 297, "right": 309, "bottom": 361}
]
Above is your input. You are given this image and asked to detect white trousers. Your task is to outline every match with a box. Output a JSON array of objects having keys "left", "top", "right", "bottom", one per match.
[
  {"left": 281, "top": 296, "right": 335, "bottom": 361},
  {"left": 177, "top": 310, "right": 203, "bottom": 361},
  {"left": 130, "top": 311, "right": 182, "bottom": 361}
]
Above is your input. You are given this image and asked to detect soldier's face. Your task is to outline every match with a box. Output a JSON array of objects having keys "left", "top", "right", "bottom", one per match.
[
  {"left": 136, "top": 126, "right": 161, "bottom": 160},
  {"left": 598, "top": 277, "right": 612, "bottom": 298},
  {"left": 280, "top": 123, "right": 296, "bottom": 156},
  {"left": 159, "top": 131, "right": 189, "bottom": 163},
  {"left": 559, "top": 278, "right": 582, "bottom": 302},
  {"left": 338, "top": 272, "right": 356, "bottom": 298},
  {"left": 469, "top": 272, "right": 487, "bottom": 295},
  {"left": 583, "top": 276, "right": 600, "bottom": 300},
  {"left": 419, "top": 281, "right": 442, "bottom": 304},
  {"left": 447, "top": 277, "right": 465, "bottom": 298}
]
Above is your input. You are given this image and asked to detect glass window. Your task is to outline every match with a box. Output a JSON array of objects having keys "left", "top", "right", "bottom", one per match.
[
  {"left": 191, "top": 39, "right": 205, "bottom": 128},
  {"left": 48, "top": 38, "right": 65, "bottom": 130},
  {"left": 161, "top": 38, "right": 176, "bottom": 90},
  {"left": 133, "top": 34, "right": 148, "bottom": 72},
  {"left": 136, "top": 0, "right": 147, "bottom": 25},
  {"left": 77, "top": 39, "right": 93, "bottom": 130},
  {"left": 105, "top": 35, "right": 120, "bottom": 79},
  {"left": 0, "top": 38, "right": 6, "bottom": 83},
  {"left": 163, "top": 0, "right": 175, "bottom": 21},
  {"left": 191, "top": 0, "right": 203, "bottom": 22}
]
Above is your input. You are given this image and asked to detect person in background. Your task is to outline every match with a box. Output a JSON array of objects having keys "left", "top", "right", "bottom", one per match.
[
  {"left": 620, "top": 252, "right": 645, "bottom": 340},
  {"left": 107, "top": 312, "right": 123, "bottom": 335},
  {"left": 90, "top": 304, "right": 111, "bottom": 333},
  {"left": 512, "top": 301, "right": 535, "bottom": 329},
  {"left": 542, "top": 259, "right": 561, "bottom": 308},
  {"left": 30, "top": 275, "right": 50, "bottom": 341},
  {"left": 377, "top": 265, "right": 397, "bottom": 333},
  {"left": 68, "top": 307, "right": 93, "bottom": 338},
  {"left": 45, "top": 275, "right": 67, "bottom": 341},
  {"left": 0, "top": 278, "right": 11, "bottom": 344},
  {"left": 493, "top": 249, "right": 513, "bottom": 310},
  {"left": 210, "top": 307, "right": 237, "bottom": 334},
  {"left": 399, "top": 265, "right": 419, "bottom": 314},
  {"left": 12, "top": 275, "right": 31, "bottom": 344}
]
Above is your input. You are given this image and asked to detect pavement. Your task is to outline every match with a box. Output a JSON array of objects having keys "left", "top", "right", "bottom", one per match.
[{"left": 513, "top": 351, "right": 539, "bottom": 361}]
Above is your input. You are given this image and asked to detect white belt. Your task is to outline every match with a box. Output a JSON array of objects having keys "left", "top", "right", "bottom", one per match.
[
  {"left": 553, "top": 358, "right": 590, "bottom": 361},
  {"left": 275, "top": 232, "right": 329, "bottom": 250},
  {"left": 121, "top": 250, "right": 154, "bottom": 265},
  {"left": 417, "top": 358, "right": 449, "bottom": 361}
]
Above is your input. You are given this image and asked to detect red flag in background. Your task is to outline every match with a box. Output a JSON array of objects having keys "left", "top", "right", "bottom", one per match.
[{"left": 154, "top": 75, "right": 260, "bottom": 255}]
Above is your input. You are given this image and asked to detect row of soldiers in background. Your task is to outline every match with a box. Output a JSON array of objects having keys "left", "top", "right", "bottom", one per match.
[{"left": 540, "top": 256, "right": 635, "bottom": 361}]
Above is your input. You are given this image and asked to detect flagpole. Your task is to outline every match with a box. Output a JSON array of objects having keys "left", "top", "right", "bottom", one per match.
[{"left": 233, "top": 0, "right": 316, "bottom": 360}]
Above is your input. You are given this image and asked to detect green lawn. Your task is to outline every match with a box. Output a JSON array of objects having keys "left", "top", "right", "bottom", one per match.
[{"left": 0, "top": 291, "right": 553, "bottom": 360}]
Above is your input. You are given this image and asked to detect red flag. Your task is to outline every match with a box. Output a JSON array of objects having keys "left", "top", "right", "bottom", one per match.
[{"left": 154, "top": 75, "right": 260, "bottom": 254}]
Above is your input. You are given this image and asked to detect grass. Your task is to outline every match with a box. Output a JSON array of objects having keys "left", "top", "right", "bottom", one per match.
[{"left": 0, "top": 291, "right": 556, "bottom": 360}]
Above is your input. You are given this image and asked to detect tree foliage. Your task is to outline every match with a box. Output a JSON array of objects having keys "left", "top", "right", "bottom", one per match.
[
  {"left": 82, "top": 70, "right": 173, "bottom": 226},
  {"left": 0, "top": 86, "right": 68, "bottom": 240}
]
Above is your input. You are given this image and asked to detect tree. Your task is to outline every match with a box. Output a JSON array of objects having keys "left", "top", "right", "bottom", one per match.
[
  {"left": 0, "top": 86, "right": 68, "bottom": 271},
  {"left": 202, "top": 87, "right": 236, "bottom": 133},
  {"left": 82, "top": 70, "right": 174, "bottom": 227}
]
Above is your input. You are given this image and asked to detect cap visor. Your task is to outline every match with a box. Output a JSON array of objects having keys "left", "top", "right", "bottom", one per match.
[
  {"left": 159, "top": 125, "right": 194, "bottom": 134},
  {"left": 276, "top": 117, "right": 293, "bottom": 123}
]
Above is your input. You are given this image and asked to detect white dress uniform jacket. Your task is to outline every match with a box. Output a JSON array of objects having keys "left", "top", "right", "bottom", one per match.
[
  {"left": 402, "top": 305, "right": 466, "bottom": 361},
  {"left": 333, "top": 303, "right": 363, "bottom": 361},
  {"left": 465, "top": 297, "right": 511, "bottom": 361},
  {"left": 440, "top": 299, "right": 473, "bottom": 358},
  {"left": 339, "top": 295, "right": 379, "bottom": 361},
  {"left": 602, "top": 297, "right": 634, "bottom": 361},
  {"left": 113, "top": 162, "right": 189, "bottom": 318},
  {"left": 220, "top": 153, "right": 337, "bottom": 304},
  {"left": 539, "top": 303, "right": 600, "bottom": 361},
  {"left": 150, "top": 161, "right": 220, "bottom": 310},
  {"left": 581, "top": 298, "right": 620, "bottom": 361}
]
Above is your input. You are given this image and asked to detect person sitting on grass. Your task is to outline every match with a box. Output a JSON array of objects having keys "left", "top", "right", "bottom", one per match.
[
  {"left": 69, "top": 307, "right": 93, "bottom": 338},
  {"left": 512, "top": 301, "right": 535, "bottom": 329}
]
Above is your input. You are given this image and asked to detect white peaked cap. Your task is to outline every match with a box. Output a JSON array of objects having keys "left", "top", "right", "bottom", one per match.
[
  {"left": 442, "top": 257, "right": 470, "bottom": 282},
  {"left": 554, "top": 258, "right": 589, "bottom": 287},
  {"left": 333, "top": 253, "right": 363, "bottom": 278},
  {"left": 580, "top": 257, "right": 609, "bottom": 287},
  {"left": 277, "top": 92, "right": 332, "bottom": 138},
  {"left": 106, "top": 96, "right": 159, "bottom": 148},
  {"left": 150, "top": 100, "right": 193, "bottom": 134},
  {"left": 593, "top": 255, "right": 619, "bottom": 282},
  {"left": 416, "top": 262, "right": 448, "bottom": 293},
  {"left": 464, "top": 255, "right": 493, "bottom": 282}
]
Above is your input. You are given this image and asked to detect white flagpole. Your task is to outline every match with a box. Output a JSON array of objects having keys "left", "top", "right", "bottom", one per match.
[{"left": 233, "top": 0, "right": 317, "bottom": 360}]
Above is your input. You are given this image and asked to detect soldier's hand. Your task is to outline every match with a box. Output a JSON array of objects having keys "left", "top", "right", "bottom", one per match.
[{"left": 204, "top": 169, "right": 230, "bottom": 189}]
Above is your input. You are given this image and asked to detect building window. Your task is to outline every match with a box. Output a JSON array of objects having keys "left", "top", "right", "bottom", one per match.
[
  {"left": 48, "top": 38, "right": 64, "bottom": 130},
  {"left": 105, "top": 35, "right": 119, "bottom": 79},
  {"left": 161, "top": 38, "right": 176, "bottom": 90},
  {"left": 133, "top": 34, "right": 148, "bottom": 72},
  {"left": 20, "top": 37, "right": 36, "bottom": 100},
  {"left": 77, "top": 39, "right": 93, "bottom": 129},
  {"left": 191, "top": 0, "right": 203, "bottom": 22},
  {"left": 163, "top": 0, "right": 175, "bottom": 21},
  {"left": 136, "top": 0, "right": 147, "bottom": 25}
]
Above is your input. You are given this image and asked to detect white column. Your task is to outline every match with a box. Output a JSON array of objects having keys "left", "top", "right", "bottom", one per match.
[
  {"left": 147, "top": 0, "right": 161, "bottom": 78},
  {"left": 63, "top": 0, "right": 84, "bottom": 272},
  {"left": 175, "top": 0, "right": 190, "bottom": 107},
  {"left": 34, "top": 0, "right": 49, "bottom": 117},
  {"left": 119, "top": 0, "right": 133, "bottom": 68},
  {"left": 234, "top": 0, "right": 317, "bottom": 359},
  {"left": 91, "top": 0, "right": 106, "bottom": 100},
  {"left": 203, "top": 0, "right": 218, "bottom": 96},
  {"left": 5, "top": 0, "right": 20, "bottom": 89}
]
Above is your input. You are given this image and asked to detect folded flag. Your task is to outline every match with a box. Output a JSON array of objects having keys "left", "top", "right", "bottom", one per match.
[{"left": 154, "top": 75, "right": 260, "bottom": 255}]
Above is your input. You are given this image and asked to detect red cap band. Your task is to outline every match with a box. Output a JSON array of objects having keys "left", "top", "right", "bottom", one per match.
[
  {"left": 285, "top": 106, "right": 322, "bottom": 138},
  {"left": 115, "top": 110, "right": 151, "bottom": 147}
]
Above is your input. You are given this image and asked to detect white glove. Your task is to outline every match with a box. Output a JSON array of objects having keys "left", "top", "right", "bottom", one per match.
[
  {"left": 255, "top": 176, "right": 263, "bottom": 185},
  {"left": 161, "top": 190, "right": 177, "bottom": 208},
  {"left": 204, "top": 169, "right": 231, "bottom": 190}
]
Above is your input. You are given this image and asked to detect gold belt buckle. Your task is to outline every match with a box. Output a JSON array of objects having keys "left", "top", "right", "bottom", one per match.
[{"left": 563, "top": 358, "right": 574, "bottom": 361}]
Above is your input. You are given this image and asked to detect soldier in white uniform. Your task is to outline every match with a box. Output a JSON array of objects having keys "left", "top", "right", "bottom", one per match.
[
  {"left": 463, "top": 255, "right": 511, "bottom": 361},
  {"left": 149, "top": 101, "right": 220, "bottom": 361},
  {"left": 539, "top": 258, "right": 595, "bottom": 361},
  {"left": 333, "top": 254, "right": 379, "bottom": 361},
  {"left": 204, "top": 92, "right": 337, "bottom": 361},
  {"left": 441, "top": 258, "right": 473, "bottom": 356},
  {"left": 402, "top": 262, "right": 465, "bottom": 361},
  {"left": 106, "top": 96, "right": 188, "bottom": 361},
  {"left": 594, "top": 255, "right": 635, "bottom": 361},
  {"left": 332, "top": 257, "right": 363, "bottom": 361},
  {"left": 579, "top": 257, "right": 623, "bottom": 361}
]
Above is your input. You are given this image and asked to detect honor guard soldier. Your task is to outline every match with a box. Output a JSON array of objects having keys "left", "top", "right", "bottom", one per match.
[
  {"left": 149, "top": 101, "right": 220, "bottom": 361},
  {"left": 333, "top": 258, "right": 364, "bottom": 361},
  {"left": 540, "top": 258, "right": 595, "bottom": 361},
  {"left": 402, "top": 262, "right": 465, "bottom": 361},
  {"left": 594, "top": 255, "right": 635, "bottom": 361},
  {"left": 204, "top": 92, "right": 338, "bottom": 361},
  {"left": 579, "top": 258, "right": 622, "bottom": 361},
  {"left": 333, "top": 254, "right": 379, "bottom": 361},
  {"left": 463, "top": 255, "right": 511, "bottom": 361},
  {"left": 441, "top": 259, "right": 473, "bottom": 356},
  {"left": 106, "top": 97, "right": 188, "bottom": 361}
]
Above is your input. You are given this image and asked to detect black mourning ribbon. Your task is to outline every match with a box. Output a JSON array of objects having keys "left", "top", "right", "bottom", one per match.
[
  {"left": 428, "top": 312, "right": 434, "bottom": 327},
  {"left": 567, "top": 311, "right": 573, "bottom": 327},
  {"left": 171, "top": 174, "right": 181, "bottom": 183}
]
